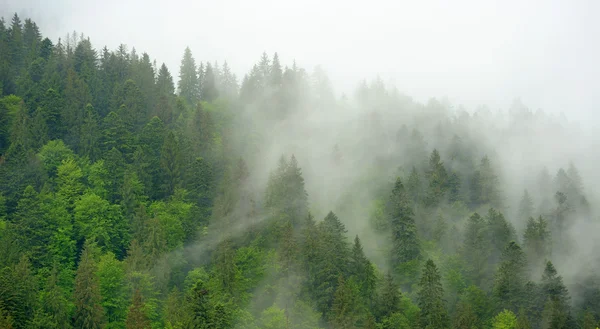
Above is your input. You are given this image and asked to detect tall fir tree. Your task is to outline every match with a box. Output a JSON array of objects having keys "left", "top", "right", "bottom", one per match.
[
  {"left": 417, "top": 259, "right": 449, "bottom": 329},
  {"left": 73, "top": 240, "right": 105, "bottom": 329}
]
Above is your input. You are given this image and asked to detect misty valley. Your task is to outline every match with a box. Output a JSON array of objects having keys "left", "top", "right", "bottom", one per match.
[{"left": 1, "top": 12, "right": 600, "bottom": 329}]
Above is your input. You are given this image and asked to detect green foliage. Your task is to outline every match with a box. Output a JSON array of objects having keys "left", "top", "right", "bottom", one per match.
[
  {"left": 97, "top": 252, "right": 127, "bottom": 327},
  {"left": 386, "top": 178, "right": 420, "bottom": 277},
  {"left": 73, "top": 240, "right": 105, "bottom": 329},
  {"left": 0, "top": 14, "right": 598, "bottom": 329},
  {"left": 493, "top": 242, "right": 528, "bottom": 313},
  {"left": 417, "top": 259, "right": 449, "bottom": 329},
  {"left": 74, "top": 192, "right": 128, "bottom": 256},
  {"left": 492, "top": 309, "right": 517, "bottom": 329}
]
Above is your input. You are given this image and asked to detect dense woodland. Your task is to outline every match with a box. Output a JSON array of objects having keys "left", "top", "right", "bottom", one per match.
[{"left": 0, "top": 13, "right": 599, "bottom": 329}]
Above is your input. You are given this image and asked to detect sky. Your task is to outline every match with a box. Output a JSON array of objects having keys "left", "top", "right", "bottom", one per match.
[{"left": 1, "top": 0, "right": 598, "bottom": 127}]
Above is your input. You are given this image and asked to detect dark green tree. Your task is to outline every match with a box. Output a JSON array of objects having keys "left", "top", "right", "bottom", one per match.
[
  {"left": 177, "top": 47, "right": 199, "bottom": 106},
  {"left": 73, "top": 240, "right": 105, "bottom": 329},
  {"left": 493, "top": 241, "right": 528, "bottom": 313},
  {"left": 417, "top": 259, "right": 449, "bottom": 329}
]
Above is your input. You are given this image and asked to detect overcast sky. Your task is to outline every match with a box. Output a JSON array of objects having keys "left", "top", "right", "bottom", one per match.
[{"left": 1, "top": 0, "right": 598, "bottom": 126}]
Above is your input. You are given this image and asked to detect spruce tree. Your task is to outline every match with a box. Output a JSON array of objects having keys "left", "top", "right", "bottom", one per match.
[
  {"left": 330, "top": 275, "right": 360, "bottom": 329},
  {"left": 125, "top": 288, "right": 151, "bottom": 329},
  {"left": 200, "top": 62, "right": 219, "bottom": 102},
  {"left": 518, "top": 189, "right": 534, "bottom": 224},
  {"left": 417, "top": 259, "right": 449, "bottom": 329},
  {"left": 540, "top": 261, "right": 572, "bottom": 328},
  {"left": 493, "top": 241, "right": 528, "bottom": 313},
  {"left": 177, "top": 47, "right": 199, "bottom": 106},
  {"left": 386, "top": 177, "right": 420, "bottom": 267},
  {"left": 349, "top": 235, "right": 377, "bottom": 304},
  {"left": 462, "top": 212, "right": 492, "bottom": 288},
  {"left": 522, "top": 216, "right": 551, "bottom": 272},
  {"left": 375, "top": 273, "right": 401, "bottom": 321},
  {"left": 73, "top": 240, "right": 105, "bottom": 329}
]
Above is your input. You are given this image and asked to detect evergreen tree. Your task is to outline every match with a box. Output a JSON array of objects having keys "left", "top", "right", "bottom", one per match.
[
  {"left": 425, "top": 149, "right": 449, "bottom": 207},
  {"left": 417, "top": 259, "right": 449, "bottom": 329},
  {"left": 523, "top": 216, "right": 551, "bottom": 272},
  {"left": 406, "top": 166, "right": 422, "bottom": 204},
  {"left": 386, "top": 177, "right": 420, "bottom": 267},
  {"left": 125, "top": 288, "right": 151, "bottom": 329},
  {"left": 375, "top": 273, "right": 401, "bottom": 321},
  {"left": 462, "top": 212, "right": 492, "bottom": 288},
  {"left": 487, "top": 208, "right": 517, "bottom": 263},
  {"left": 200, "top": 62, "right": 219, "bottom": 102},
  {"left": 493, "top": 242, "right": 528, "bottom": 313},
  {"left": 160, "top": 131, "right": 182, "bottom": 197},
  {"left": 177, "top": 47, "right": 199, "bottom": 106},
  {"left": 73, "top": 240, "right": 105, "bottom": 329},
  {"left": 330, "top": 275, "right": 360, "bottom": 329},
  {"left": 518, "top": 189, "right": 534, "bottom": 224},
  {"left": 349, "top": 235, "right": 377, "bottom": 304},
  {"left": 539, "top": 261, "right": 572, "bottom": 329}
]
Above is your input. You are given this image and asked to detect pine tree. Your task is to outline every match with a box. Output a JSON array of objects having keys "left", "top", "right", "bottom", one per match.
[
  {"left": 493, "top": 241, "right": 528, "bottom": 313},
  {"left": 515, "top": 308, "right": 531, "bottom": 329},
  {"left": 406, "top": 166, "right": 422, "bottom": 204},
  {"left": 375, "top": 273, "right": 401, "bottom": 321},
  {"left": 125, "top": 288, "right": 151, "bottom": 329},
  {"left": 73, "top": 240, "right": 105, "bottom": 329},
  {"left": 462, "top": 212, "right": 492, "bottom": 288},
  {"left": 487, "top": 208, "right": 517, "bottom": 263},
  {"left": 0, "top": 256, "right": 37, "bottom": 329},
  {"left": 539, "top": 261, "right": 572, "bottom": 329},
  {"left": 177, "top": 47, "right": 199, "bottom": 106},
  {"left": 201, "top": 62, "right": 219, "bottom": 102},
  {"left": 270, "top": 52, "right": 283, "bottom": 87},
  {"left": 518, "top": 189, "right": 534, "bottom": 224},
  {"left": 522, "top": 216, "right": 551, "bottom": 272},
  {"left": 160, "top": 131, "right": 181, "bottom": 197},
  {"left": 387, "top": 177, "right": 420, "bottom": 267},
  {"left": 330, "top": 275, "right": 360, "bottom": 329},
  {"left": 417, "top": 259, "right": 449, "bottom": 329},
  {"left": 349, "top": 235, "right": 377, "bottom": 304},
  {"left": 425, "top": 149, "right": 449, "bottom": 207},
  {"left": 453, "top": 301, "right": 478, "bottom": 329}
]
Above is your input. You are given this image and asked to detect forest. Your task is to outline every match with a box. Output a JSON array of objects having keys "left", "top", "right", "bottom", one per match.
[{"left": 0, "top": 13, "right": 599, "bottom": 329}]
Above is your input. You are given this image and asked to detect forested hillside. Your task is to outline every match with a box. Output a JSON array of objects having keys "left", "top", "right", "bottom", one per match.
[{"left": 0, "top": 13, "right": 599, "bottom": 329}]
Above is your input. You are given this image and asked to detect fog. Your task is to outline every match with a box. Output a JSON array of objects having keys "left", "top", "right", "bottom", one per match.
[
  {"left": 2, "top": 0, "right": 600, "bottom": 323},
  {"left": 2, "top": 0, "right": 599, "bottom": 128}
]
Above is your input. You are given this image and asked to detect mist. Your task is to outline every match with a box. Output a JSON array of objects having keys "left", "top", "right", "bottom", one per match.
[
  {"left": 1, "top": 0, "right": 600, "bottom": 328},
  {"left": 2, "top": 0, "right": 599, "bottom": 127}
]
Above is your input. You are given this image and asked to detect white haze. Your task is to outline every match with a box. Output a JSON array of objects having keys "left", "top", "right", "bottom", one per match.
[
  {"left": 3, "top": 0, "right": 600, "bottom": 309},
  {"left": 2, "top": 0, "right": 599, "bottom": 129}
]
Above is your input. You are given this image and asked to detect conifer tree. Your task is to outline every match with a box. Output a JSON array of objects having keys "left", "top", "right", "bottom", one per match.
[
  {"left": 73, "top": 240, "right": 105, "bottom": 329},
  {"left": 539, "top": 261, "right": 572, "bottom": 328},
  {"left": 125, "top": 288, "right": 151, "bottom": 329},
  {"left": 406, "top": 166, "right": 422, "bottom": 204},
  {"left": 330, "top": 275, "right": 360, "bottom": 329},
  {"left": 386, "top": 177, "right": 420, "bottom": 267},
  {"left": 349, "top": 235, "right": 377, "bottom": 304},
  {"left": 487, "top": 208, "right": 517, "bottom": 263},
  {"left": 201, "top": 62, "right": 219, "bottom": 102},
  {"left": 453, "top": 301, "right": 479, "bottom": 329},
  {"left": 493, "top": 242, "right": 528, "bottom": 313},
  {"left": 462, "top": 212, "right": 492, "bottom": 288},
  {"left": 375, "top": 273, "right": 401, "bottom": 321},
  {"left": 523, "top": 216, "right": 551, "bottom": 272},
  {"left": 518, "top": 189, "right": 534, "bottom": 224},
  {"left": 177, "top": 47, "right": 199, "bottom": 106},
  {"left": 417, "top": 259, "right": 449, "bottom": 329},
  {"left": 160, "top": 131, "right": 181, "bottom": 197},
  {"left": 425, "top": 149, "right": 449, "bottom": 206}
]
